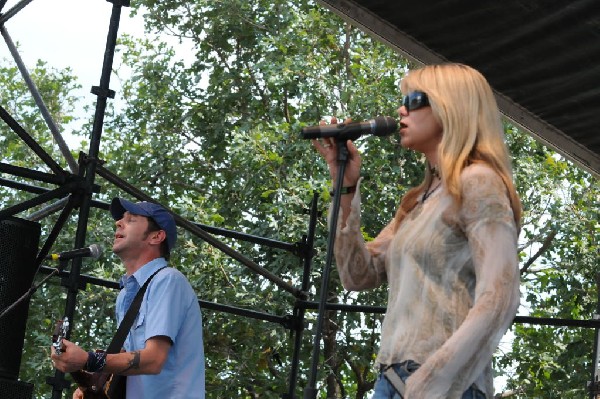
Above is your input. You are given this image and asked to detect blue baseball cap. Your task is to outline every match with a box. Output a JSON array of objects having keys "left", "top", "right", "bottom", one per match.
[{"left": 110, "top": 197, "right": 177, "bottom": 252}]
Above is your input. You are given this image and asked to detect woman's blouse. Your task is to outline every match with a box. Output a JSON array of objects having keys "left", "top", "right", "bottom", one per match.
[{"left": 333, "top": 163, "right": 520, "bottom": 399}]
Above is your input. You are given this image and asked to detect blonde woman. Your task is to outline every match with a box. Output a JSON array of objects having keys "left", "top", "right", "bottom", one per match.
[{"left": 313, "top": 63, "right": 521, "bottom": 399}]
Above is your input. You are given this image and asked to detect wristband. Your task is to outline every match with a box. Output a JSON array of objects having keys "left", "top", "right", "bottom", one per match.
[{"left": 85, "top": 350, "right": 107, "bottom": 373}]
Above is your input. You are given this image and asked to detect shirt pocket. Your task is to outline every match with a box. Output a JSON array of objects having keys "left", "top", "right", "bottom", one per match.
[
  {"left": 128, "top": 311, "right": 146, "bottom": 350},
  {"left": 134, "top": 311, "right": 145, "bottom": 329}
]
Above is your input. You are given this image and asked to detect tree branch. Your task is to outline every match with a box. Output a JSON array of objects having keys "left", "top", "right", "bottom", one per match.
[{"left": 520, "top": 228, "right": 557, "bottom": 275}]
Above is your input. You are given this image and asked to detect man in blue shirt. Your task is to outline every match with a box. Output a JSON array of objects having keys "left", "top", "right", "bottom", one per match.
[{"left": 51, "top": 198, "right": 205, "bottom": 398}]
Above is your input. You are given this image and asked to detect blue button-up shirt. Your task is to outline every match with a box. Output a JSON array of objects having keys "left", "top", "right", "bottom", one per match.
[{"left": 116, "top": 258, "right": 205, "bottom": 398}]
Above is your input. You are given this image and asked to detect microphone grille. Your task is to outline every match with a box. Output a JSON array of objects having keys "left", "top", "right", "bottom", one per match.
[
  {"left": 89, "top": 244, "right": 103, "bottom": 260},
  {"left": 373, "top": 116, "right": 398, "bottom": 136}
]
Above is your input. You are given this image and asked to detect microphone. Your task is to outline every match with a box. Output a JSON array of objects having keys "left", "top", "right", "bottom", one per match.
[
  {"left": 46, "top": 244, "right": 103, "bottom": 261},
  {"left": 300, "top": 116, "right": 398, "bottom": 141}
]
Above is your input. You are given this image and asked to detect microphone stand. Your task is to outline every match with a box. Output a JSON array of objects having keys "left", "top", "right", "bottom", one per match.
[
  {"left": 304, "top": 138, "right": 350, "bottom": 399},
  {"left": 0, "top": 259, "right": 69, "bottom": 321}
]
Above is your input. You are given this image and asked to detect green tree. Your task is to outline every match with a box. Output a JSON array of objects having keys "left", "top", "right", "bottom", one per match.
[
  {"left": 0, "top": 58, "right": 118, "bottom": 398},
  {"left": 496, "top": 128, "right": 599, "bottom": 398}
]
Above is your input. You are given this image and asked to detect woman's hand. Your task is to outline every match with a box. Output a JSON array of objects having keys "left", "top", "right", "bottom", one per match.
[{"left": 311, "top": 117, "right": 362, "bottom": 188}]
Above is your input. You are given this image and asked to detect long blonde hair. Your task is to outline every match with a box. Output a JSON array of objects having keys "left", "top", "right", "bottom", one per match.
[{"left": 394, "top": 63, "right": 522, "bottom": 229}]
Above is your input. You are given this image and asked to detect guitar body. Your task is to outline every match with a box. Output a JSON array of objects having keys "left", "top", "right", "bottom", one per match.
[{"left": 70, "top": 370, "right": 125, "bottom": 399}]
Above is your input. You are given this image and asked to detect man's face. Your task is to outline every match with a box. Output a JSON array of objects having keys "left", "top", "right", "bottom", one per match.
[{"left": 113, "top": 211, "right": 152, "bottom": 256}]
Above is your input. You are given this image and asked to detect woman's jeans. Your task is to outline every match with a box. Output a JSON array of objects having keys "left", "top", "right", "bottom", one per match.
[{"left": 371, "top": 361, "right": 487, "bottom": 399}]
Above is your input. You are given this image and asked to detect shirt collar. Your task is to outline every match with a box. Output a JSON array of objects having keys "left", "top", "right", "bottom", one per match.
[{"left": 119, "top": 257, "right": 168, "bottom": 288}]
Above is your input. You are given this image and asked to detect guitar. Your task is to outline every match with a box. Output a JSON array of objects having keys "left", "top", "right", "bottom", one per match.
[{"left": 52, "top": 318, "right": 125, "bottom": 399}]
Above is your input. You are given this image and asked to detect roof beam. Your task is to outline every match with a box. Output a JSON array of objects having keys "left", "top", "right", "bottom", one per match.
[{"left": 318, "top": 0, "right": 600, "bottom": 178}]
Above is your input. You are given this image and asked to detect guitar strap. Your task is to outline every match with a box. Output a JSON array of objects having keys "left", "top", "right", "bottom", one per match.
[{"left": 106, "top": 266, "right": 167, "bottom": 354}]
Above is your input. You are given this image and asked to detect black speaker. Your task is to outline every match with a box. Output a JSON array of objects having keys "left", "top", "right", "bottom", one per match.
[
  {"left": 0, "top": 217, "right": 40, "bottom": 381},
  {"left": 0, "top": 378, "right": 33, "bottom": 398}
]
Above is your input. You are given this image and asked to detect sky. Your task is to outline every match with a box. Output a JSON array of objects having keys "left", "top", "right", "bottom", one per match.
[
  {"left": 1, "top": 0, "right": 144, "bottom": 101},
  {"left": 0, "top": 0, "right": 147, "bottom": 147},
  {"left": 1, "top": 0, "right": 200, "bottom": 147}
]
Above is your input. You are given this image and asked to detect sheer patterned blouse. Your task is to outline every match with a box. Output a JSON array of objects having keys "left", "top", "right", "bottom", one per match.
[{"left": 332, "top": 163, "right": 520, "bottom": 399}]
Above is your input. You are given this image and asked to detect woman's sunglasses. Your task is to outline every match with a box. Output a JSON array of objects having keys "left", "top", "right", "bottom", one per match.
[{"left": 402, "top": 91, "right": 430, "bottom": 113}]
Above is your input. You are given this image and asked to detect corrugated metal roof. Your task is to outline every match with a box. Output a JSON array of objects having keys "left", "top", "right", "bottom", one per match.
[{"left": 319, "top": 0, "right": 600, "bottom": 177}]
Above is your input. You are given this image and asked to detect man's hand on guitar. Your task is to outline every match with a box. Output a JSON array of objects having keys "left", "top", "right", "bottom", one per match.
[
  {"left": 50, "top": 338, "right": 89, "bottom": 373},
  {"left": 72, "top": 387, "right": 84, "bottom": 399}
]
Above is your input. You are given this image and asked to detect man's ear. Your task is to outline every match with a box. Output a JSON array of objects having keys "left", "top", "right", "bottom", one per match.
[{"left": 149, "top": 229, "right": 167, "bottom": 247}]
